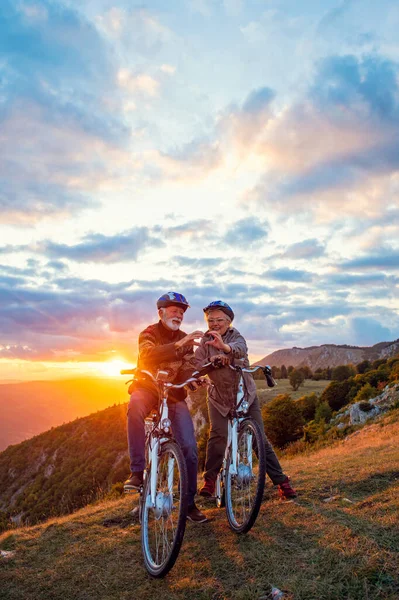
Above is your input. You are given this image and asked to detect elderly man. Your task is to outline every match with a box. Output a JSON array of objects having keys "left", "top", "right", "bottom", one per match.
[
  {"left": 124, "top": 292, "right": 207, "bottom": 523},
  {"left": 195, "top": 300, "right": 297, "bottom": 500}
]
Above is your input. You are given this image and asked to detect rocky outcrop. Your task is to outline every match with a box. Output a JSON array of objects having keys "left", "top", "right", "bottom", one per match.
[
  {"left": 255, "top": 340, "right": 399, "bottom": 371},
  {"left": 349, "top": 383, "right": 399, "bottom": 425}
]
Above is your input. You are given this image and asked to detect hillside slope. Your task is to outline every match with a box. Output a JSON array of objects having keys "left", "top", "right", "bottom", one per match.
[
  {"left": 255, "top": 339, "right": 399, "bottom": 370},
  {"left": 1, "top": 411, "right": 398, "bottom": 600},
  {"left": 0, "top": 377, "right": 127, "bottom": 451},
  {"left": 0, "top": 403, "right": 129, "bottom": 527}
]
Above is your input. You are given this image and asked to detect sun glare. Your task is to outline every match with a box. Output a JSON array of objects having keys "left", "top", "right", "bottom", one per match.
[{"left": 98, "top": 359, "right": 133, "bottom": 377}]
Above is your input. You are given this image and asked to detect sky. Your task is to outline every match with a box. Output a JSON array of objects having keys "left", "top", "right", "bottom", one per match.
[{"left": 1, "top": 0, "right": 399, "bottom": 381}]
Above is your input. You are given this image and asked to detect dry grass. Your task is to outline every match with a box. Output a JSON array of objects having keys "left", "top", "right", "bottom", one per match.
[
  {"left": 255, "top": 379, "right": 329, "bottom": 404},
  {"left": 1, "top": 412, "right": 398, "bottom": 600}
]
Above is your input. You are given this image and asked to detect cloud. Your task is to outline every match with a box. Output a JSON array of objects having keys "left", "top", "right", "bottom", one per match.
[
  {"left": 278, "top": 239, "right": 326, "bottom": 260},
  {"left": 42, "top": 228, "right": 164, "bottom": 263},
  {"left": 0, "top": 0, "right": 132, "bottom": 223},
  {"left": 224, "top": 217, "right": 269, "bottom": 248},
  {"left": 242, "top": 54, "right": 399, "bottom": 217},
  {"left": 264, "top": 268, "right": 314, "bottom": 283},
  {"left": 96, "top": 8, "right": 174, "bottom": 56},
  {"left": 340, "top": 245, "right": 399, "bottom": 270},
  {"left": 117, "top": 69, "right": 160, "bottom": 97},
  {"left": 1, "top": 265, "right": 398, "bottom": 361},
  {"left": 327, "top": 272, "right": 398, "bottom": 287},
  {"left": 152, "top": 139, "right": 222, "bottom": 182},
  {"left": 171, "top": 256, "right": 223, "bottom": 268}
]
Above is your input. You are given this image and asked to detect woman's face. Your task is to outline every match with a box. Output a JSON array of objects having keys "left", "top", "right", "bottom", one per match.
[{"left": 206, "top": 309, "right": 230, "bottom": 336}]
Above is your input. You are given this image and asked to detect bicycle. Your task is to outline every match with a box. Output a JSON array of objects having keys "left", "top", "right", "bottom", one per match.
[
  {"left": 120, "top": 366, "right": 209, "bottom": 578},
  {"left": 215, "top": 364, "right": 276, "bottom": 534}
]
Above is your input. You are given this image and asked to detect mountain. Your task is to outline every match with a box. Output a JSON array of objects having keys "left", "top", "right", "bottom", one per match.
[
  {"left": 0, "top": 377, "right": 129, "bottom": 452},
  {"left": 255, "top": 339, "right": 399, "bottom": 370},
  {"left": 0, "top": 402, "right": 129, "bottom": 529}
]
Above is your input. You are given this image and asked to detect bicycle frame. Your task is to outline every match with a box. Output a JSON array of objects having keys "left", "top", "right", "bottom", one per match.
[
  {"left": 216, "top": 364, "right": 275, "bottom": 513},
  {"left": 147, "top": 392, "right": 173, "bottom": 508}
]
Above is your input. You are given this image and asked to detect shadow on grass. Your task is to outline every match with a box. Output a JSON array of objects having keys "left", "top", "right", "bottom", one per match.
[{"left": 338, "top": 469, "right": 399, "bottom": 499}]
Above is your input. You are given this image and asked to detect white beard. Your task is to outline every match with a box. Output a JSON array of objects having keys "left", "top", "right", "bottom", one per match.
[{"left": 162, "top": 316, "right": 181, "bottom": 331}]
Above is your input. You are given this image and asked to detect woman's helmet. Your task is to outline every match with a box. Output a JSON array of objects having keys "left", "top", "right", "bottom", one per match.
[
  {"left": 157, "top": 292, "right": 190, "bottom": 312},
  {"left": 203, "top": 300, "right": 234, "bottom": 321}
]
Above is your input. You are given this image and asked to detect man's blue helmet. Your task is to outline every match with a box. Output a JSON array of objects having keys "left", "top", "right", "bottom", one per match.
[
  {"left": 157, "top": 292, "right": 190, "bottom": 312},
  {"left": 203, "top": 300, "right": 234, "bottom": 321}
]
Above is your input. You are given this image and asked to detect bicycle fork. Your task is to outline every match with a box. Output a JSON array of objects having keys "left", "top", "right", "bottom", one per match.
[{"left": 146, "top": 399, "right": 175, "bottom": 512}]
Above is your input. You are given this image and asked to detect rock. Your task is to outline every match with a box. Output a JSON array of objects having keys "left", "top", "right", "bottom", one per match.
[{"left": 349, "top": 402, "right": 380, "bottom": 425}]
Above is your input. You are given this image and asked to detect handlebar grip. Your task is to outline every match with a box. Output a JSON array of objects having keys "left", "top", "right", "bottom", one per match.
[
  {"left": 120, "top": 369, "right": 136, "bottom": 375},
  {"left": 263, "top": 366, "right": 276, "bottom": 388}
]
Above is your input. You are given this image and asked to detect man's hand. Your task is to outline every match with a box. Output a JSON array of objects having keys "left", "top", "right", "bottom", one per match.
[
  {"left": 211, "top": 354, "right": 230, "bottom": 366},
  {"left": 205, "top": 331, "right": 231, "bottom": 353},
  {"left": 175, "top": 330, "right": 204, "bottom": 350}
]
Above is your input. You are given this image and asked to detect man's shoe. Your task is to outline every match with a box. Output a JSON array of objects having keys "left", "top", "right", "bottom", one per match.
[
  {"left": 278, "top": 476, "right": 297, "bottom": 500},
  {"left": 187, "top": 503, "right": 208, "bottom": 523},
  {"left": 124, "top": 471, "right": 143, "bottom": 493},
  {"left": 199, "top": 479, "right": 215, "bottom": 498}
]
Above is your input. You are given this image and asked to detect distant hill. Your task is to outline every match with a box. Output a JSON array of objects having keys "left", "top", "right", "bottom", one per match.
[
  {"left": 255, "top": 339, "right": 399, "bottom": 370},
  {"left": 0, "top": 378, "right": 128, "bottom": 452},
  {"left": 0, "top": 402, "right": 129, "bottom": 528}
]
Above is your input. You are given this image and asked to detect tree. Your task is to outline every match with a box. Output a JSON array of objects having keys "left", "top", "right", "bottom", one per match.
[
  {"left": 272, "top": 366, "right": 281, "bottom": 379},
  {"left": 331, "top": 364, "right": 355, "bottom": 382},
  {"left": 299, "top": 365, "right": 313, "bottom": 380},
  {"left": 296, "top": 393, "right": 318, "bottom": 421},
  {"left": 289, "top": 368, "right": 305, "bottom": 391},
  {"left": 287, "top": 365, "right": 294, "bottom": 375},
  {"left": 354, "top": 383, "right": 378, "bottom": 403},
  {"left": 320, "top": 380, "right": 352, "bottom": 411},
  {"left": 356, "top": 360, "right": 371, "bottom": 374},
  {"left": 281, "top": 364, "right": 288, "bottom": 379},
  {"left": 314, "top": 401, "right": 332, "bottom": 423},
  {"left": 261, "top": 394, "right": 304, "bottom": 448}
]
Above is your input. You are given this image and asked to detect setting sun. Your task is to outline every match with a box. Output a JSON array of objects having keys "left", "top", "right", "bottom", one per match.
[{"left": 97, "top": 359, "right": 134, "bottom": 377}]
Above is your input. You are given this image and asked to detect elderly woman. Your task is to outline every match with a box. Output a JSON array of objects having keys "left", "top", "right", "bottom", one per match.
[{"left": 195, "top": 300, "right": 297, "bottom": 500}]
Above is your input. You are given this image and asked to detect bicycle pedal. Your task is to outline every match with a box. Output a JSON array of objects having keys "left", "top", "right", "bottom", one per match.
[{"left": 124, "top": 487, "right": 141, "bottom": 495}]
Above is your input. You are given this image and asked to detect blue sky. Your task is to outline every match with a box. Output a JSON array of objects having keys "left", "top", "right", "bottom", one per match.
[{"left": 1, "top": 0, "right": 398, "bottom": 379}]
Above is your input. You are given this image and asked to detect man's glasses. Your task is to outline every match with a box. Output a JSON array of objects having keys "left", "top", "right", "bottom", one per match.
[{"left": 207, "top": 318, "right": 228, "bottom": 325}]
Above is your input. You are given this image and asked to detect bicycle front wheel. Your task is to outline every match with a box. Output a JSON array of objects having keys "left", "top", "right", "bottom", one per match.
[
  {"left": 225, "top": 418, "right": 266, "bottom": 534},
  {"left": 141, "top": 441, "right": 188, "bottom": 577}
]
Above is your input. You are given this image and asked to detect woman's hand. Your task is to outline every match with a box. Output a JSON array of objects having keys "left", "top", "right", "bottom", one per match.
[
  {"left": 211, "top": 354, "right": 230, "bottom": 366},
  {"left": 205, "top": 331, "right": 231, "bottom": 353}
]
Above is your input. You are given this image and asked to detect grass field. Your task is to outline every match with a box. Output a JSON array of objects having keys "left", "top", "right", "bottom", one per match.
[
  {"left": 255, "top": 378, "right": 329, "bottom": 405},
  {"left": 1, "top": 410, "right": 398, "bottom": 600}
]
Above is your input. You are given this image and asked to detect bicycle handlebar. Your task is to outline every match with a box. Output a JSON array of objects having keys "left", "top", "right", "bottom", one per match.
[
  {"left": 226, "top": 363, "right": 276, "bottom": 388},
  {"left": 120, "top": 361, "right": 216, "bottom": 389}
]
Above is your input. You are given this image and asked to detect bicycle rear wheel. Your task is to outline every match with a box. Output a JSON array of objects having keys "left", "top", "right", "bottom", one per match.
[
  {"left": 141, "top": 441, "right": 188, "bottom": 577},
  {"left": 225, "top": 418, "right": 266, "bottom": 534}
]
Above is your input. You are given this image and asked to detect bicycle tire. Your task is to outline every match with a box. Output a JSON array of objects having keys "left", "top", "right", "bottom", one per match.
[
  {"left": 141, "top": 440, "right": 188, "bottom": 577},
  {"left": 225, "top": 418, "right": 266, "bottom": 534}
]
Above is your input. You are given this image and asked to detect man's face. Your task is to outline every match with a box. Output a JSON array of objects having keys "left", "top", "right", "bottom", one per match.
[
  {"left": 206, "top": 309, "right": 230, "bottom": 335},
  {"left": 159, "top": 305, "right": 185, "bottom": 331}
]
